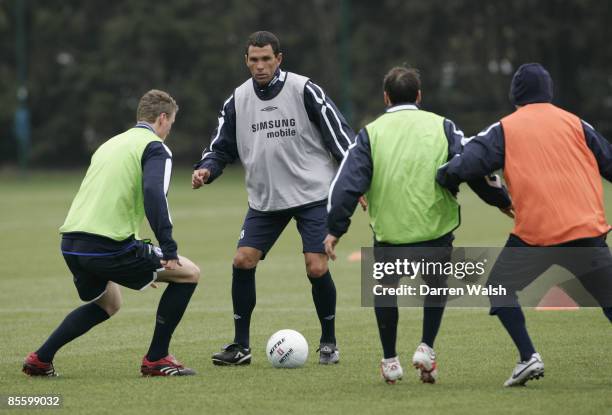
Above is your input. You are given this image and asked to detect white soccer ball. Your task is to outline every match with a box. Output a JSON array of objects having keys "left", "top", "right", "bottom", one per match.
[{"left": 266, "top": 329, "right": 309, "bottom": 368}]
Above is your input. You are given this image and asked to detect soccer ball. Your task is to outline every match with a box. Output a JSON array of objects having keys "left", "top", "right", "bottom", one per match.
[{"left": 266, "top": 329, "right": 308, "bottom": 368}]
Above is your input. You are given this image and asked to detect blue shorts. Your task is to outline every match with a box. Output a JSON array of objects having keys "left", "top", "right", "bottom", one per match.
[
  {"left": 237, "top": 202, "right": 328, "bottom": 259},
  {"left": 487, "top": 234, "right": 612, "bottom": 313},
  {"left": 62, "top": 237, "right": 163, "bottom": 302}
]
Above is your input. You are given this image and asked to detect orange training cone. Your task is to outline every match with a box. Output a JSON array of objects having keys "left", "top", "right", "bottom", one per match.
[
  {"left": 347, "top": 250, "right": 361, "bottom": 262},
  {"left": 536, "top": 286, "right": 579, "bottom": 311}
]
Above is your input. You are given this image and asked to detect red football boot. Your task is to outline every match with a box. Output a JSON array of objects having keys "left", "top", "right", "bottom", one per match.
[
  {"left": 22, "top": 352, "right": 57, "bottom": 377},
  {"left": 141, "top": 355, "right": 196, "bottom": 377}
]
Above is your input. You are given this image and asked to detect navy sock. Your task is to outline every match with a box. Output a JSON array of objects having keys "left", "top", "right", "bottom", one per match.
[
  {"left": 496, "top": 307, "right": 536, "bottom": 361},
  {"left": 603, "top": 307, "right": 612, "bottom": 322},
  {"left": 37, "top": 302, "right": 110, "bottom": 362},
  {"left": 421, "top": 306, "right": 445, "bottom": 348},
  {"left": 232, "top": 266, "right": 256, "bottom": 348},
  {"left": 374, "top": 306, "right": 398, "bottom": 359},
  {"left": 308, "top": 271, "right": 336, "bottom": 344},
  {"left": 146, "top": 282, "right": 197, "bottom": 361}
]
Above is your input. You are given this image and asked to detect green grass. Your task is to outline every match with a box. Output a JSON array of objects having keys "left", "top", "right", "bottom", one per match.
[{"left": 1, "top": 168, "right": 611, "bottom": 415}]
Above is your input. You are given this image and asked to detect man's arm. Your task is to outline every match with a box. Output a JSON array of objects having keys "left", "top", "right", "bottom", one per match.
[
  {"left": 142, "top": 141, "right": 178, "bottom": 260},
  {"left": 304, "top": 80, "right": 355, "bottom": 163},
  {"left": 437, "top": 121, "right": 506, "bottom": 192},
  {"left": 327, "top": 129, "right": 373, "bottom": 238},
  {"left": 442, "top": 119, "right": 511, "bottom": 208},
  {"left": 583, "top": 120, "right": 612, "bottom": 182},
  {"left": 193, "top": 95, "right": 239, "bottom": 185}
]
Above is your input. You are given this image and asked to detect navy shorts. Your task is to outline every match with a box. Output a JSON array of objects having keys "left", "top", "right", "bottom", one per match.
[
  {"left": 61, "top": 238, "right": 164, "bottom": 302},
  {"left": 487, "top": 234, "right": 612, "bottom": 312},
  {"left": 373, "top": 232, "right": 454, "bottom": 307},
  {"left": 237, "top": 202, "right": 328, "bottom": 259}
]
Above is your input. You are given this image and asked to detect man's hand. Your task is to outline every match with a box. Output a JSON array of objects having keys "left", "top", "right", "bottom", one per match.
[
  {"left": 324, "top": 234, "right": 339, "bottom": 261},
  {"left": 358, "top": 195, "right": 368, "bottom": 211},
  {"left": 192, "top": 168, "right": 211, "bottom": 189},
  {"left": 160, "top": 258, "right": 182, "bottom": 270},
  {"left": 499, "top": 204, "right": 515, "bottom": 219}
]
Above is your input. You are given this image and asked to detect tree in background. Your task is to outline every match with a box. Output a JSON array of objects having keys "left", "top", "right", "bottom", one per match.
[{"left": 1, "top": 0, "right": 610, "bottom": 167}]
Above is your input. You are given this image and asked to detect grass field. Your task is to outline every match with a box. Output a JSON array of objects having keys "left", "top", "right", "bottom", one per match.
[{"left": 1, "top": 168, "right": 611, "bottom": 415}]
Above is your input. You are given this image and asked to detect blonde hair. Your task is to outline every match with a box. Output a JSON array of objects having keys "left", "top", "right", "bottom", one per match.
[{"left": 136, "top": 89, "right": 178, "bottom": 123}]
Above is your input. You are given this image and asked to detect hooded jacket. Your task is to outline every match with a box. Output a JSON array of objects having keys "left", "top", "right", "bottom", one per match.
[{"left": 437, "top": 63, "right": 612, "bottom": 245}]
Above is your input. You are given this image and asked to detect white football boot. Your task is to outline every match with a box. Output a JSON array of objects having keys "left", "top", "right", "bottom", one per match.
[
  {"left": 503, "top": 353, "right": 544, "bottom": 387},
  {"left": 380, "top": 356, "right": 403, "bottom": 385},
  {"left": 412, "top": 343, "right": 437, "bottom": 383}
]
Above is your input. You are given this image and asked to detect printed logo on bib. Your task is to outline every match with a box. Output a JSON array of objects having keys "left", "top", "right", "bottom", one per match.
[
  {"left": 260, "top": 106, "right": 278, "bottom": 112},
  {"left": 251, "top": 118, "right": 297, "bottom": 139}
]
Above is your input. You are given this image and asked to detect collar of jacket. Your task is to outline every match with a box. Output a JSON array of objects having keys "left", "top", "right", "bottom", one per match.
[
  {"left": 252, "top": 68, "right": 286, "bottom": 100},
  {"left": 385, "top": 103, "right": 419, "bottom": 113}
]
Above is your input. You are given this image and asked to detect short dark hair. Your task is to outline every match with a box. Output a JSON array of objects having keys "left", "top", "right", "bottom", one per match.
[
  {"left": 245, "top": 31, "right": 281, "bottom": 56},
  {"left": 383, "top": 67, "right": 421, "bottom": 104}
]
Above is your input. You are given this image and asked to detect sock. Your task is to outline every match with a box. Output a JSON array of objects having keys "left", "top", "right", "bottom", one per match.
[
  {"left": 496, "top": 307, "right": 536, "bottom": 361},
  {"left": 36, "top": 302, "right": 110, "bottom": 362},
  {"left": 603, "top": 307, "right": 612, "bottom": 323},
  {"left": 421, "top": 306, "right": 445, "bottom": 348},
  {"left": 374, "top": 306, "right": 398, "bottom": 359},
  {"left": 146, "top": 282, "right": 197, "bottom": 361},
  {"left": 232, "top": 266, "right": 256, "bottom": 348},
  {"left": 308, "top": 271, "right": 336, "bottom": 344}
]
